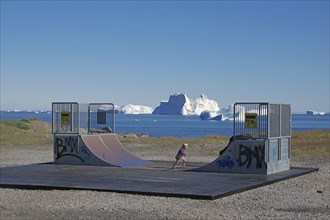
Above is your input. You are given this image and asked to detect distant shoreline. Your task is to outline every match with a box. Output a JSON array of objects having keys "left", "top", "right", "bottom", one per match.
[{"left": 0, "top": 114, "right": 329, "bottom": 139}]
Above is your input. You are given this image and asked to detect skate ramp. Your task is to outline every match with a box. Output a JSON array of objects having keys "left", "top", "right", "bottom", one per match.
[
  {"left": 54, "top": 134, "right": 151, "bottom": 167},
  {"left": 195, "top": 137, "right": 290, "bottom": 174},
  {"left": 99, "top": 134, "right": 150, "bottom": 166},
  {"left": 195, "top": 136, "right": 268, "bottom": 174}
]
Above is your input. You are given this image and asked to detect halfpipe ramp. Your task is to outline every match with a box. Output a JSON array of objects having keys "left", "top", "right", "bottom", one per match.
[{"left": 54, "top": 133, "right": 151, "bottom": 167}]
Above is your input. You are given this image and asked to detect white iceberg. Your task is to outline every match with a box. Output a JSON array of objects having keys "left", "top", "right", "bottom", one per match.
[
  {"left": 153, "top": 93, "right": 219, "bottom": 116},
  {"left": 306, "top": 110, "right": 325, "bottom": 115},
  {"left": 118, "top": 104, "right": 154, "bottom": 114},
  {"left": 99, "top": 104, "right": 153, "bottom": 114},
  {"left": 200, "top": 104, "right": 245, "bottom": 121}
]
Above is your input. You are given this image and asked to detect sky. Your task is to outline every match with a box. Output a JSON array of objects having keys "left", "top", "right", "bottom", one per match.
[{"left": 1, "top": 0, "right": 329, "bottom": 113}]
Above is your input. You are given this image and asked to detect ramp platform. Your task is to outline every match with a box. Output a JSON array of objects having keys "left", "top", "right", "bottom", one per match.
[
  {"left": 0, "top": 162, "right": 318, "bottom": 200},
  {"left": 55, "top": 134, "right": 151, "bottom": 167},
  {"left": 52, "top": 102, "right": 150, "bottom": 167}
]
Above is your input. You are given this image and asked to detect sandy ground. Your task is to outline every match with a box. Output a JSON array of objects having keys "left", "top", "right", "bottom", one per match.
[{"left": 0, "top": 146, "right": 329, "bottom": 220}]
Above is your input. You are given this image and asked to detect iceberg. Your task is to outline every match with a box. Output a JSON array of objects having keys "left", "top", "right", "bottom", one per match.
[
  {"left": 306, "top": 110, "right": 325, "bottom": 115},
  {"left": 200, "top": 110, "right": 219, "bottom": 120},
  {"left": 99, "top": 104, "right": 153, "bottom": 114},
  {"left": 153, "top": 93, "right": 219, "bottom": 116},
  {"left": 218, "top": 104, "right": 235, "bottom": 121},
  {"left": 117, "top": 104, "right": 154, "bottom": 114},
  {"left": 200, "top": 104, "right": 245, "bottom": 121},
  {"left": 153, "top": 93, "right": 188, "bottom": 115}
]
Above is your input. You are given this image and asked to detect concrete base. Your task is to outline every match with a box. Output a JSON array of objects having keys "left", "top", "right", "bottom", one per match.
[{"left": 0, "top": 162, "right": 318, "bottom": 200}]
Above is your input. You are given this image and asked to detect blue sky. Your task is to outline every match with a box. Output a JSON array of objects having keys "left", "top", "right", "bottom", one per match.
[{"left": 1, "top": 0, "right": 329, "bottom": 113}]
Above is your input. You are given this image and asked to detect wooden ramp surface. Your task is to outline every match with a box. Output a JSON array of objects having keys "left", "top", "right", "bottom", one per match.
[{"left": 81, "top": 134, "right": 150, "bottom": 167}]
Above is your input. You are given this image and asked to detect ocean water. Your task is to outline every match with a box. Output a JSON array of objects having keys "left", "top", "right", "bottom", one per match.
[{"left": 0, "top": 112, "right": 329, "bottom": 138}]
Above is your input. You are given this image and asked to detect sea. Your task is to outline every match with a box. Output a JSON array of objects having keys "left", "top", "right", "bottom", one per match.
[{"left": 0, "top": 111, "right": 329, "bottom": 138}]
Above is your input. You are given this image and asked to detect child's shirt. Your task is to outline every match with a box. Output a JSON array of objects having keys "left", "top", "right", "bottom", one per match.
[{"left": 177, "top": 148, "right": 186, "bottom": 157}]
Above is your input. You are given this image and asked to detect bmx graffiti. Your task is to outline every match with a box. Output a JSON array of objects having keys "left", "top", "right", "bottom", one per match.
[
  {"left": 238, "top": 144, "right": 266, "bottom": 169},
  {"left": 217, "top": 156, "right": 237, "bottom": 169},
  {"left": 55, "top": 136, "right": 84, "bottom": 162}
]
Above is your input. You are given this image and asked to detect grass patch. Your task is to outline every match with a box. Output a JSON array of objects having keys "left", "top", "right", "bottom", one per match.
[
  {"left": 0, "top": 119, "right": 328, "bottom": 159},
  {"left": 119, "top": 135, "right": 230, "bottom": 157},
  {"left": 291, "top": 130, "right": 329, "bottom": 158},
  {"left": 1, "top": 120, "right": 30, "bottom": 130},
  {"left": 120, "top": 130, "right": 330, "bottom": 159},
  {"left": 0, "top": 119, "right": 52, "bottom": 146}
]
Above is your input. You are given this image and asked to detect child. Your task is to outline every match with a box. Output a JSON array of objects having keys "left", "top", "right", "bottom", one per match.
[{"left": 172, "top": 143, "right": 188, "bottom": 169}]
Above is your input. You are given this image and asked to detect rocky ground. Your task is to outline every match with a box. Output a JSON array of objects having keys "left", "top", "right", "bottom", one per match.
[{"left": 0, "top": 145, "right": 329, "bottom": 220}]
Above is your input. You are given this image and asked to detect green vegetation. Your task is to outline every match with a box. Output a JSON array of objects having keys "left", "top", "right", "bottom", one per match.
[
  {"left": 0, "top": 119, "right": 52, "bottom": 146},
  {"left": 119, "top": 135, "right": 230, "bottom": 157},
  {"left": 291, "top": 130, "right": 329, "bottom": 158},
  {"left": 0, "top": 119, "right": 329, "bottom": 160},
  {"left": 119, "top": 130, "right": 330, "bottom": 159},
  {"left": 0, "top": 119, "right": 31, "bottom": 130}
]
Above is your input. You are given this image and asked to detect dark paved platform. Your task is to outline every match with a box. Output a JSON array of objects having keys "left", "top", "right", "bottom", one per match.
[{"left": 0, "top": 162, "right": 318, "bottom": 200}]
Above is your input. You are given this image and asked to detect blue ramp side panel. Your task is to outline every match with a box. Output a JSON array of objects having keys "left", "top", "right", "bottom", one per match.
[{"left": 54, "top": 134, "right": 151, "bottom": 167}]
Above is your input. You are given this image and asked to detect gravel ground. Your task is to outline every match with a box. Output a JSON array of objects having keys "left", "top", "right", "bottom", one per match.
[{"left": 0, "top": 147, "right": 329, "bottom": 220}]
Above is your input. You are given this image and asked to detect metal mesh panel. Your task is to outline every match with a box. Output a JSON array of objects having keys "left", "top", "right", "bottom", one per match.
[
  {"left": 281, "top": 104, "right": 291, "bottom": 137},
  {"left": 233, "top": 103, "right": 291, "bottom": 139},
  {"left": 52, "top": 102, "right": 79, "bottom": 133},
  {"left": 78, "top": 104, "right": 89, "bottom": 132},
  {"left": 233, "top": 103, "right": 268, "bottom": 139},
  {"left": 88, "top": 103, "right": 115, "bottom": 133},
  {"left": 52, "top": 102, "right": 115, "bottom": 134},
  {"left": 269, "top": 104, "right": 280, "bottom": 138},
  {"left": 258, "top": 104, "right": 268, "bottom": 138}
]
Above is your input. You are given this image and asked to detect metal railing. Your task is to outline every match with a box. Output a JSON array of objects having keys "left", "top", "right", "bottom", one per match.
[
  {"left": 88, "top": 103, "right": 115, "bottom": 134},
  {"left": 233, "top": 102, "right": 291, "bottom": 139},
  {"left": 52, "top": 102, "right": 79, "bottom": 134},
  {"left": 52, "top": 102, "right": 115, "bottom": 134}
]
